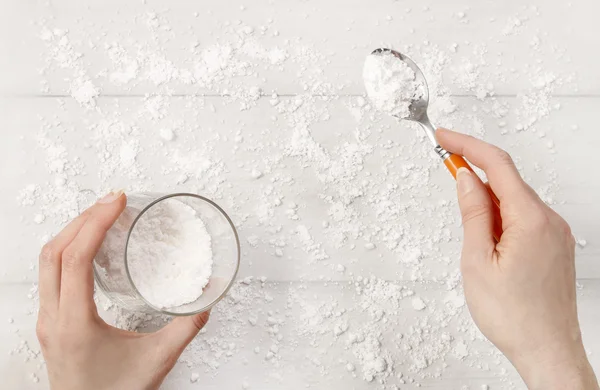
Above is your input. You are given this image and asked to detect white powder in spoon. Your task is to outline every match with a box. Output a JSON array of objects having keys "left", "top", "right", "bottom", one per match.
[
  {"left": 127, "top": 198, "right": 213, "bottom": 309},
  {"left": 363, "top": 51, "right": 423, "bottom": 118}
]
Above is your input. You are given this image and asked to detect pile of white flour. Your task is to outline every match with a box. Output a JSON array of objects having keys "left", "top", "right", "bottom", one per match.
[
  {"left": 127, "top": 198, "right": 213, "bottom": 309},
  {"left": 363, "top": 51, "right": 424, "bottom": 118}
]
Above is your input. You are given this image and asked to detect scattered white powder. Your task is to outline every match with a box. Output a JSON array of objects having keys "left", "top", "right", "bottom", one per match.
[
  {"left": 363, "top": 51, "right": 423, "bottom": 118},
  {"left": 69, "top": 78, "right": 100, "bottom": 107},
  {"left": 11, "top": 5, "right": 582, "bottom": 389},
  {"left": 159, "top": 128, "right": 175, "bottom": 141},
  {"left": 453, "top": 340, "right": 470, "bottom": 360},
  {"left": 412, "top": 297, "right": 427, "bottom": 311},
  {"left": 33, "top": 213, "right": 46, "bottom": 224},
  {"left": 127, "top": 198, "right": 213, "bottom": 309},
  {"left": 576, "top": 237, "right": 587, "bottom": 248}
]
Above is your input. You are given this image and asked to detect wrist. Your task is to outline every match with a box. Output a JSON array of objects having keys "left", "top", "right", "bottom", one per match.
[{"left": 514, "top": 343, "right": 598, "bottom": 390}]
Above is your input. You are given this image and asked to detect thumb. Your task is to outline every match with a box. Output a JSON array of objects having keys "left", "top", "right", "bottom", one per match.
[
  {"left": 456, "top": 167, "right": 495, "bottom": 260},
  {"left": 155, "top": 311, "right": 210, "bottom": 358}
]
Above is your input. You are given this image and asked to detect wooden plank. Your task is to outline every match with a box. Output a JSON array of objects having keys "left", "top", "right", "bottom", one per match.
[
  {"left": 1, "top": 95, "right": 598, "bottom": 286},
  {"left": 2, "top": 0, "right": 600, "bottom": 96},
  {"left": 2, "top": 280, "right": 600, "bottom": 389}
]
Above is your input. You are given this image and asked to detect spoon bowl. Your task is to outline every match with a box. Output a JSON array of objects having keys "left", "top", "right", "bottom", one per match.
[
  {"left": 371, "top": 48, "right": 430, "bottom": 123},
  {"left": 370, "top": 48, "right": 438, "bottom": 148}
]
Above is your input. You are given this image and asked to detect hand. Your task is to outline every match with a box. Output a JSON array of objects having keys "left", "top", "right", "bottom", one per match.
[
  {"left": 36, "top": 191, "right": 210, "bottom": 390},
  {"left": 437, "top": 129, "right": 599, "bottom": 390}
]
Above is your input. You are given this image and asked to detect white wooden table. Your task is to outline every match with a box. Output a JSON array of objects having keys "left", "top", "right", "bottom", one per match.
[{"left": 1, "top": 1, "right": 599, "bottom": 389}]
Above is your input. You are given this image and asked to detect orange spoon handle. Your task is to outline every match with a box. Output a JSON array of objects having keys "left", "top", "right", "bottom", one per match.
[{"left": 443, "top": 153, "right": 502, "bottom": 242}]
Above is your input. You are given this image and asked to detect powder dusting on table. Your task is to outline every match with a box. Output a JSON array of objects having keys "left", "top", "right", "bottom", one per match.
[
  {"left": 8, "top": 3, "right": 578, "bottom": 389},
  {"left": 128, "top": 198, "right": 213, "bottom": 309}
]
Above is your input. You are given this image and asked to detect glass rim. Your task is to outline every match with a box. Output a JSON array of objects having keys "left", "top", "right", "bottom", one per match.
[{"left": 123, "top": 192, "right": 241, "bottom": 316}]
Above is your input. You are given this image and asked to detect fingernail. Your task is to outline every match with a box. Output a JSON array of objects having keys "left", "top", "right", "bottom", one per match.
[
  {"left": 98, "top": 189, "right": 124, "bottom": 204},
  {"left": 456, "top": 168, "right": 474, "bottom": 195}
]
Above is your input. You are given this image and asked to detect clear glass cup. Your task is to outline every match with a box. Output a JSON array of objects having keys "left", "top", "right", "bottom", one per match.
[{"left": 93, "top": 192, "right": 240, "bottom": 315}]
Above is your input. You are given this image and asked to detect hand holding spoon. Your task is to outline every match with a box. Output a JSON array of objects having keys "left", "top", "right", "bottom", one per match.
[{"left": 364, "top": 48, "right": 502, "bottom": 241}]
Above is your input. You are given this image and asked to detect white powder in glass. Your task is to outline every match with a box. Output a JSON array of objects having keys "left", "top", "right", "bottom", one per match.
[
  {"left": 127, "top": 198, "right": 213, "bottom": 309},
  {"left": 363, "top": 52, "right": 423, "bottom": 118}
]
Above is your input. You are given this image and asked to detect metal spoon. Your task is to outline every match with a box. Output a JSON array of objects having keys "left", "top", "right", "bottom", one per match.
[{"left": 367, "top": 48, "right": 502, "bottom": 241}]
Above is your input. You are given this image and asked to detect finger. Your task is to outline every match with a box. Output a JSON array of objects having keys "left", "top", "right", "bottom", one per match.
[
  {"left": 154, "top": 311, "right": 210, "bottom": 358},
  {"left": 38, "top": 209, "right": 92, "bottom": 315},
  {"left": 436, "top": 128, "right": 533, "bottom": 205},
  {"left": 60, "top": 191, "right": 127, "bottom": 315},
  {"left": 455, "top": 168, "right": 496, "bottom": 266}
]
